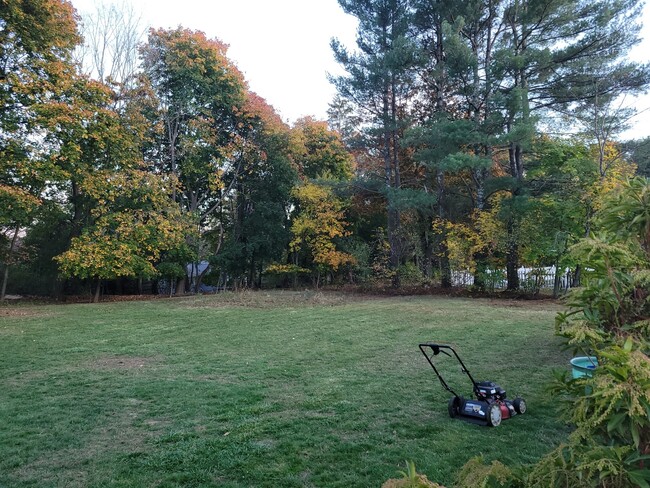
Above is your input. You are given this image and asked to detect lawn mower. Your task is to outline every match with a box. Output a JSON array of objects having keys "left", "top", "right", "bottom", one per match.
[{"left": 418, "top": 342, "right": 527, "bottom": 427}]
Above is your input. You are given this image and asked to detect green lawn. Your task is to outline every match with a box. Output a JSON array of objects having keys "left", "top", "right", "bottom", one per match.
[{"left": 0, "top": 292, "right": 571, "bottom": 487}]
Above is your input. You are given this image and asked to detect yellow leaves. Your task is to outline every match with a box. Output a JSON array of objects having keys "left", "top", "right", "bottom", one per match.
[
  {"left": 55, "top": 169, "right": 191, "bottom": 281},
  {"left": 313, "top": 247, "right": 356, "bottom": 271},
  {"left": 436, "top": 205, "right": 506, "bottom": 273},
  {"left": 443, "top": 219, "right": 478, "bottom": 272},
  {"left": 265, "top": 263, "right": 310, "bottom": 275},
  {"left": 0, "top": 184, "right": 42, "bottom": 224},
  {"left": 290, "top": 117, "right": 355, "bottom": 180},
  {"left": 208, "top": 170, "right": 225, "bottom": 192},
  {"left": 290, "top": 182, "right": 354, "bottom": 271}
]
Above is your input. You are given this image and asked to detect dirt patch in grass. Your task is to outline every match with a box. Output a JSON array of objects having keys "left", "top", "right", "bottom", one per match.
[
  {"left": 0, "top": 307, "right": 53, "bottom": 319},
  {"left": 173, "top": 290, "right": 369, "bottom": 309},
  {"left": 86, "top": 355, "right": 160, "bottom": 371},
  {"left": 485, "top": 298, "right": 562, "bottom": 311}
]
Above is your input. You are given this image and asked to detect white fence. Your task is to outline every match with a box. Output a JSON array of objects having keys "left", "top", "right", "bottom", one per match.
[{"left": 451, "top": 266, "right": 574, "bottom": 291}]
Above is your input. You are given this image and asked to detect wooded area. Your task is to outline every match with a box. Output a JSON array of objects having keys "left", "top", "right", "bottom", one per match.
[{"left": 1, "top": 0, "right": 650, "bottom": 301}]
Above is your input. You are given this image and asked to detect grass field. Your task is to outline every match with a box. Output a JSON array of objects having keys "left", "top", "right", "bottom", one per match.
[{"left": 0, "top": 291, "right": 571, "bottom": 487}]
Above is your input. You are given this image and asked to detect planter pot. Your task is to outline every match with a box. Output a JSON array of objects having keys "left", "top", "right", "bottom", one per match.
[{"left": 570, "top": 356, "right": 598, "bottom": 379}]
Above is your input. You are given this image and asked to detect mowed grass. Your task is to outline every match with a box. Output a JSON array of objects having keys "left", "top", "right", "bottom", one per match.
[{"left": 0, "top": 292, "right": 571, "bottom": 487}]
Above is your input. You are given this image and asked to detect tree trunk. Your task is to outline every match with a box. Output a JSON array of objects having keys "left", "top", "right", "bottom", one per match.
[
  {"left": 388, "top": 208, "right": 400, "bottom": 288},
  {"left": 436, "top": 170, "right": 452, "bottom": 288},
  {"left": 439, "top": 241, "right": 452, "bottom": 288},
  {"left": 53, "top": 278, "right": 65, "bottom": 301},
  {"left": 93, "top": 279, "right": 101, "bottom": 303},
  {"left": 572, "top": 264, "right": 582, "bottom": 288},
  {"left": 1, "top": 226, "right": 21, "bottom": 301},
  {"left": 195, "top": 264, "right": 211, "bottom": 294},
  {"left": 248, "top": 255, "right": 256, "bottom": 290},
  {"left": 175, "top": 276, "right": 186, "bottom": 295},
  {"left": 422, "top": 229, "right": 433, "bottom": 280},
  {"left": 506, "top": 227, "right": 520, "bottom": 290},
  {"left": 473, "top": 251, "right": 488, "bottom": 291},
  {"left": 0, "top": 264, "right": 10, "bottom": 302},
  {"left": 383, "top": 90, "right": 400, "bottom": 288},
  {"left": 553, "top": 265, "right": 562, "bottom": 298}
]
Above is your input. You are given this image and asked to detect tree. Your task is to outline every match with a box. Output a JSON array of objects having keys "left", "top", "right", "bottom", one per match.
[
  {"left": 411, "top": 0, "right": 510, "bottom": 288},
  {"left": 495, "top": 0, "right": 649, "bottom": 289},
  {"left": 140, "top": 27, "right": 248, "bottom": 219},
  {"left": 55, "top": 170, "right": 190, "bottom": 302},
  {"left": 622, "top": 137, "right": 650, "bottom": 178},
  {"left": 75, "top": 0, "right": 144, "bottom": 84},
  {"left": 140, "top": 27, "right": 253, "bottom": 292},
  {"left": 213, "top": 93, "right": 297, "bottom": 289},
  {"left": 0, "top": 0, "right": 80, "bottom": 298},
  {"left": 0, "top": 0, "right": 79, "bottom": 86},
  {"left": 0, "top": 186, "right": 40, "bottom": 300},
  {"left": 291, "top": 117, "right": 355, "bottom": 180},
  {"left": 290, "top": 183, "right": 355, "bottom": 287},
  {"left": 331, "top": 0, "right": 421, "bottom": 287}
]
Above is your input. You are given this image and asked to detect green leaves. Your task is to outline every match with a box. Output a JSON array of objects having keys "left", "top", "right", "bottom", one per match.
[
  {"left": 538, "top": 176, "right": 650, "bottom": 486},
  {"left": 55, "top": 170, "right": 192, "bottom": 283}
]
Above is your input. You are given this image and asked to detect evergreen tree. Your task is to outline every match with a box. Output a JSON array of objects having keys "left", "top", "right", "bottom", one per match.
[
  {"left": 331, "top": 0, "right": 421, "bottom": 287},
  {"left": 495, "top": 0, "right": 649, "bottom": 288}
]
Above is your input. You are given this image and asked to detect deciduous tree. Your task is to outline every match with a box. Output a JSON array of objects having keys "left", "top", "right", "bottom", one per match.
[
  {"left": 55, "top": 170, "right": 190, "bottom": 302},
  {"left": 0, "top": 0, "right": 80, "bottom": 298},
  {"left": 290, "top": 182, "right": 355, "bottom": 287}
]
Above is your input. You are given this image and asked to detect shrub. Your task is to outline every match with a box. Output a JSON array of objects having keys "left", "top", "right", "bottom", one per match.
[
  {"left": 381, "top": 461, "right": 446, "bottom": 488},
  {"left": 533, "top": 178, "right": 650, "bottom": 487},
  {"left": 399, "top": 262, "right": 424, "bottom": 286},
  {"left": 455, "top": 457, "right": 518, "bottom": 488}
]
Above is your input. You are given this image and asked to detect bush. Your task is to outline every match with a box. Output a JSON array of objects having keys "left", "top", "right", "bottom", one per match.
[
  {"left": 532, "top": 178, "right": 650, "bottom": 487},
  {"left": 381, "top": 461, "right": 446, "bottom": 488},
  {"left": 455, "top": 457, "right": 518, "bottom": 488},
  {"left": 399, "top": 262, "right": 424, "bottom": 286}
]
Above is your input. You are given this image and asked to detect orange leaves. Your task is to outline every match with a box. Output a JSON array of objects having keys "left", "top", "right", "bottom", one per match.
[
  {"left": 290, "top": 117, "right": 355, "bottom": 180},
  {"left": 1, "top": 0, "right": 80, "bottom": 60},
  {"left": 142, "top": 27, "right": 247, "bottom": 104},
  {"left": 243, "top": 92, "right": 287, "bottom": 135}
]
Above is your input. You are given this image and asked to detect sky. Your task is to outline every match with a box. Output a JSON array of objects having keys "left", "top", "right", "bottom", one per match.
[
  {"left": 70, "top": 0, "right": 650, "bottom": 140},
  {"left": 70, "top": 0, "right": 359, "bottom": 124}
]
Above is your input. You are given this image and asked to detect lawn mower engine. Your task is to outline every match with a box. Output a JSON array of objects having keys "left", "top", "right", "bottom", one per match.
[{"left": 419, "top": 343, "right": 527, "bottom": 427}]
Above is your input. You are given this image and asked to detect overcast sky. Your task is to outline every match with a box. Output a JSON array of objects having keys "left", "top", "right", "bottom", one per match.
[{"left": 70, "top": 0, "right": 650, "bottom": 139}]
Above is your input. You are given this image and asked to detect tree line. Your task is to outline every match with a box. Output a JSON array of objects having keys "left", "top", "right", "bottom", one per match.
[{"left": 1, "top": 0, "right": 649, "bottom": 301}]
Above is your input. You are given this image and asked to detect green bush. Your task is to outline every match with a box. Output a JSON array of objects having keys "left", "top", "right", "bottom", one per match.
[
  {"left": 533, "top": 178, "right": 650, "bottom": 487},
  {"left": 399, "top": 262, "right": 424, "bottom": 286},
  {"left": 454, "top": 179, "right": 650, "bottom": 488},
  {"left": 455, "top": 457, "right": 519, "bottom": 488}
]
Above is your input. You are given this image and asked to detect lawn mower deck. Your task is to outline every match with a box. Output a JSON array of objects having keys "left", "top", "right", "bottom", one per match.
[{"left": 419, "top": 342, "right": 526, "bottom": 427}]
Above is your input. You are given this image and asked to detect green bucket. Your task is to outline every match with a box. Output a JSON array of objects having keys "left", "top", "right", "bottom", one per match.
[{"left": 570, "top": 356, "right": 598, "bottom": 379}]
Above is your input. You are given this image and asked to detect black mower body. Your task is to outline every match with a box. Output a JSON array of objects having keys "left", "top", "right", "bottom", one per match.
[{"left": 419, "top": 343, "right": 526, "bottom": 427}]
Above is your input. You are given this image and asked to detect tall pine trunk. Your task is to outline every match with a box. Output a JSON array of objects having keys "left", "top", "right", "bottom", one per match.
[{"left": 506, "top": 219, "right": 520, "bottom": 290}]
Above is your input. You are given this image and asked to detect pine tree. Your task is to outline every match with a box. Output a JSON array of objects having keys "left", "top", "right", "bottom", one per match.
[
  {"left": 331, "top": 0, "right": 421, "bottom": 287},
  {"left": 495, "top": 0, "right": 649, "bottom": 289}
]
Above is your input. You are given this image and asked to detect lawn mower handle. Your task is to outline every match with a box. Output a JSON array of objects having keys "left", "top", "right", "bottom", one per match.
[{"left": 418, "top": 342, "right": 481, "bottom": 396}]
